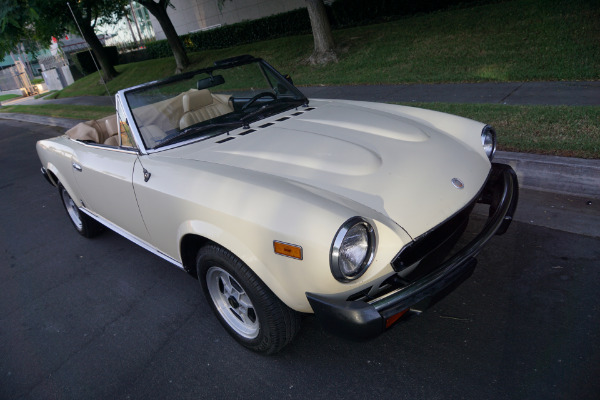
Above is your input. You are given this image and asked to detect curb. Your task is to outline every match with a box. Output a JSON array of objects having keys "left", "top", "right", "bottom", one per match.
[
  {"left": 495, "top": 151, "right": 600, "bottom": 199},
  {"left": 1, "top": 113, "right": 598, "bottom": 200},
  {"left": 0, "top": 113, "right": 84, "bottom": 129}
]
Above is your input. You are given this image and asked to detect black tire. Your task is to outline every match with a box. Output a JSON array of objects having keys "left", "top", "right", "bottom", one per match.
[
  {"left": 58, "top": 184, "right": 103, "bottom": 238},
  {"left": 196, "top": 244, "right": 301, "bottom": 354}
]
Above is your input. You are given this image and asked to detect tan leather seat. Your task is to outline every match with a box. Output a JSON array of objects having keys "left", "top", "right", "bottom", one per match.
[
  {"left": 103, "top": 115, "right": 119, "bottom": 145},
  {"left": 66, "top": 114, "right": 118, "bottom": 145},
  {"left": 179, "top": 90, "right": 233, "bottom": 129},
  {"left": 103, "top": 135, "right": 119, "bottom": 146}
]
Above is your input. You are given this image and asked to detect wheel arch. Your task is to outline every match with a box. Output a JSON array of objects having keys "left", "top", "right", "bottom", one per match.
[
  {"left": 44, "top": 167, "right": 59, "bottom": 187},
  {"left": 177, "top": 223, "right": 292, "bottom": 310},
  {"left": 179, "top": 233, "right": 210, "bottom": 277}
]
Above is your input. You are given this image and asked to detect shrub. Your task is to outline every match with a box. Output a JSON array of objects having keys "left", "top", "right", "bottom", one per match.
[
  {"left": 186, "top": 8, "right": 312, "bottom": 52},
  {"left": 73, "top": 46, "right": 119, "bottom": 74}
]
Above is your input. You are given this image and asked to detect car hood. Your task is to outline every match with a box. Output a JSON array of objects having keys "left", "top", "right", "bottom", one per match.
[{"left": 157, "top": 99, "right": 490, "bottom": 237}]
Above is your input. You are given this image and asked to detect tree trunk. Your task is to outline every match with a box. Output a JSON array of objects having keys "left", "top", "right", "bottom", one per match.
[
  {"left": 141, "top": 0, "right": 190, "bottom": 74},
  {"left": 79, "top": 22, "right": 118, "bottom": 82},
  {"left": 305, "top": 0, "right": 337, "bottom": 65}
]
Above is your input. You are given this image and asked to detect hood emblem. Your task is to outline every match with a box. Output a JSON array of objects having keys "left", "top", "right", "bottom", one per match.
[{"left": 451, "top": 178, "right": 464, "bottom": 189}]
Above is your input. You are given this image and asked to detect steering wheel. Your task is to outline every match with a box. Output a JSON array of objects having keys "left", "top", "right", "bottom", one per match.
[{"left": 241, "top": 92, "right": 277, "bottom": 111}]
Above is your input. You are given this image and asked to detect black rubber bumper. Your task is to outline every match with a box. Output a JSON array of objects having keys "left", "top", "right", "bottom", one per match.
[{"left": 306, "top": 163, "right": 519, "bottom": 341}]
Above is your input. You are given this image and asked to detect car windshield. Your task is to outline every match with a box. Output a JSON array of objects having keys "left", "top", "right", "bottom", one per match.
[{"left": 124, "top": 58, "right": 307, "bottom": 150}]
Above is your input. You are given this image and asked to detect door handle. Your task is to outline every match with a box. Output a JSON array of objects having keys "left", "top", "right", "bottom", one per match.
[{"left": 72, "top": 162, "right": 82, "bottom": 171}]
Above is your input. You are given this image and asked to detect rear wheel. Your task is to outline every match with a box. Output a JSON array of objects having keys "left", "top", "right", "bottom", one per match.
[
  {"left": 59, "top": 184, "right": 103, "bottom": 238},
  {"left": 196, "top": 244, "right": 301, "bottom": 354}
]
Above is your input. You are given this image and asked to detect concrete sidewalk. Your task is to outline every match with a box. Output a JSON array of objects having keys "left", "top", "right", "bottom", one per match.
[
  {"left": 2, "top": 80, "right": 599, "bottom": 107},
  {"left": 1, "top": 94, "right": 114, "bottom": 107},
  {"left": 301, "top": 81, "right": 600, "bottom": 106},
  {"left": 1, "top": 81, "right": 599, "bottom": 198}
]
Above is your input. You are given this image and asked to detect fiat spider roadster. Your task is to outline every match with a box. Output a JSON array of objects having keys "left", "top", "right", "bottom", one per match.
[{"left": 37, "top": 55, "right": 518, "bottom": 354}]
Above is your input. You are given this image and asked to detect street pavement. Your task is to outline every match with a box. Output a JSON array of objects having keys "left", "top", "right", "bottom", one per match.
[
  {"left": 2, "top": 80, "right": 599, "bottom": 199},
  {"left": 1, "top": 117, "right": 599, "bottom": 400}
]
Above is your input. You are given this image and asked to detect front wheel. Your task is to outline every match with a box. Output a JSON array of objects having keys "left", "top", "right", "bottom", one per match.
[
  {"left": 59, "top": 184, "right": 103, "bottom": 238},
  {"left": 197, "top": 244, "right": 301, "bottom": 354}
]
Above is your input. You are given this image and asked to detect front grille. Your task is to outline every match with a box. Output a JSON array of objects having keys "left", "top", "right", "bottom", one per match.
[{"left": 391, "top": 198, "right": 477, "bottom": 280}]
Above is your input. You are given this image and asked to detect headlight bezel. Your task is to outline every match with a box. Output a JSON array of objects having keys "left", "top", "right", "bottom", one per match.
[
  {"left": 481, "top": 125, "right": 497, "bottom": 160},
  {"left": 330, "top": 217, "right": 376, "bottom": 283}
]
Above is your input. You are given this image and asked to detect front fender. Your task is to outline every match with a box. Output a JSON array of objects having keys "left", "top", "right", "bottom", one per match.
[{"left": 36, "top": 139, "right": 82, "bottom": 206}]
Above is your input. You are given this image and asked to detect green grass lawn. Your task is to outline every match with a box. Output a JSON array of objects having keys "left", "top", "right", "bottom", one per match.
[
  {"left": 0, "top": 94, "right": 21, "bottom": 102},
  {"left": 400, "top": 103, "right": 600, "bottom": 159}
]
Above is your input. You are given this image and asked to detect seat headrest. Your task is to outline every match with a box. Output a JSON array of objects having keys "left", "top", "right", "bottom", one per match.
[
  {"left": 103, "top": 114, "right": 118, "bottom": 136},
  {"left": 66, "top": 122, "right": 101, "bottom": 142},
  {"left": 183, "top": 89, "right": 213, "bottom": 113}
]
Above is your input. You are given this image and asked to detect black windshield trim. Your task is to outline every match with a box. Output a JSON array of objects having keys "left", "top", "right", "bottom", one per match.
[{"left": 153, "top": 121, "right": 244, "bottom": 149}]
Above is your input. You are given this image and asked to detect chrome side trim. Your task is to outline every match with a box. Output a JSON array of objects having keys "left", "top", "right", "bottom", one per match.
[
  {"left": 79, "top": 207, "right": 184, "bottom": 270},
  {"left": 67, "top": 138, "right": 140, "bottom": 154}
]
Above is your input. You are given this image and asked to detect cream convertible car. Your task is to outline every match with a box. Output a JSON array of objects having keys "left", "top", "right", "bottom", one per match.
[{"left": 37, "top": 55, "right": 518, "bottom": 354}]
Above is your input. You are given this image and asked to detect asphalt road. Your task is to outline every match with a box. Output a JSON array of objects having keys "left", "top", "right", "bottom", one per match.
[{"left": 1, "top": 119, "right": 599, "bottom": 400}]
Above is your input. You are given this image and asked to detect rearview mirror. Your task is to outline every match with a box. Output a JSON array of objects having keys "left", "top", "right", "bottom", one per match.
[{"left": 197, "top": 75, "right": 225, "bottom": 90}]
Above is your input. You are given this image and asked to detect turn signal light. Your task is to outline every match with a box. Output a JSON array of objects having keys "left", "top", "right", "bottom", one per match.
[
  {"left": 385, "top": 309, "right": 409, "bottom": 329},
  {"left": 273, "top": 241, "right": 303, "bottom": 260}
]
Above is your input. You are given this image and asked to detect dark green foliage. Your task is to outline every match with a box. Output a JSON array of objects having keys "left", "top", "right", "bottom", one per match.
[
  {"left": 144, "top": 7, "right": 312, "bottom": 59},
  {"left": 188, "top": 8, "right": 312, "bottom": 50},
  {"left": 118, "top": 49, "right": 156, "bottom": 65},
  {"left": 328, "top": 0, "right": 501, "bottom": 27},
  {"left": 74, "top": 46, "right": 119, "bottom": 74},
  {"left": 145, "top": 38, "right": 178, "bottom": 59}
]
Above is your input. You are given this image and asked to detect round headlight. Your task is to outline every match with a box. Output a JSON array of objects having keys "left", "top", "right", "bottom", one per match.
[
  {"left": 481, "top": 125, "right": 497, "bottom": 160},
  {"left": 330, "top": 217, "right": 376, "bottom": 282}
]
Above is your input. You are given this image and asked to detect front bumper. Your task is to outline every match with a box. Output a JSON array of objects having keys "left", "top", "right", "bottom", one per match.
[{"left": 306, "top": 163, "right": 519, "bottom": 341}]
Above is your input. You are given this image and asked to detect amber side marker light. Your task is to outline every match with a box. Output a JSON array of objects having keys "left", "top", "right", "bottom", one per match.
[
  {"left": 273, "top": 241, "right": 303, "bottom": 260},
  {"left": 385, "top": 309, "right": 409, "bottom": 329}
]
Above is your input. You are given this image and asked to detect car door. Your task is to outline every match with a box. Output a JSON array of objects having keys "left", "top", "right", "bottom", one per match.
[{"left": 70, "top": 106, "right": 150, "bottom": 243}]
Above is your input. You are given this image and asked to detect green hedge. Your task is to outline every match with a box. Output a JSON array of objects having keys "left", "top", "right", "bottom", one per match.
[
  {"left": 73, "top": 46, "right": 119, "bottom": 74},
  {"left": 328, "top": 0, "right": 497, "bottom": 26},
  {"left": 190, "top": 8, "right": 311, "bottom": 51},
  {"left": 145, "top": 7, "right": 311, "bottom": 58}
]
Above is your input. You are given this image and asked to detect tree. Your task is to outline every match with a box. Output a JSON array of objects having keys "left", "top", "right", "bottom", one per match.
[
  {"left": 305, "top": 0, "right": 337, "bottom": 64},
  {"left": 137, "top": 0, "right": 189, "bottom": 74},
  {"left": 62, "top": 1, "right": 127, "bottom": 81},
  {"left": 1, "top": 0, "right": 127, "bottom": 82},
  {"left": 0, "top": 0, "right": 38, "bottom": 56},
  {"left": 217, "top": 0, "right": 337, "bottom": 65}
]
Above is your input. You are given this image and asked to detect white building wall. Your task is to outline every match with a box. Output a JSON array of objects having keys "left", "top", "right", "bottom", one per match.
[{"left": 149, "top": 0, "right": 306, "bottom": 40}]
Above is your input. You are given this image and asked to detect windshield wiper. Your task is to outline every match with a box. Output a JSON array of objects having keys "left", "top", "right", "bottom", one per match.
[
  {"left": 240, "top": 98, "right": 306, "bottom": 128},
  {"left": 154, "top": 121, "right": 244, "bottom": 149}
]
